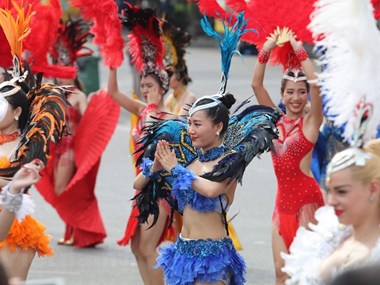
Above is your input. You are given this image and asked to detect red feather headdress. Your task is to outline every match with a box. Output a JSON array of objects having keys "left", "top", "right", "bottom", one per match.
[
  {"left": 121, "top": 4, "right": 169, "bottom": 92},
  {"left": 51, "top": 18, "right": 92, "bottom": 67}
]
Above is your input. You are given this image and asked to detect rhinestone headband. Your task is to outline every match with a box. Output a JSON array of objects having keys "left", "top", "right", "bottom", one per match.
[
  {"left": 327, "top": 148, "right": 373, "bottom": 175},
  {"left": 188, "top": 95, "right": 222, "bottom": 116}
]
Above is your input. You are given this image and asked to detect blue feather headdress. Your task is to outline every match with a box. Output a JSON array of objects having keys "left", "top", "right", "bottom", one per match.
[{"left": 189, "top": 12, "right": 250, "bottom": 116}]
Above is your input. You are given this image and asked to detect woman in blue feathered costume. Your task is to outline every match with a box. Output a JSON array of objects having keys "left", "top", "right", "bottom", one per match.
[
  {"left": 135, "top": 93, "right": 244, "bottom": 285},
  {"left": 131, "top": 12, "right": 280, "bottom": 285},
  {"left": 133, "top": 91, "right": 279, "bottom": 285}
]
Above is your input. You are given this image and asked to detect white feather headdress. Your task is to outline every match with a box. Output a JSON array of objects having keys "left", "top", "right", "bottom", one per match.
[{"left": 309, "top": 0, "right": 380, "bottom": 145}]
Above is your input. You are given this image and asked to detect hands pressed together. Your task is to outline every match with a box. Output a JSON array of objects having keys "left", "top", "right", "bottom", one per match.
[{"left": 153, "top": 140, "right": 178, "bottom": 173}]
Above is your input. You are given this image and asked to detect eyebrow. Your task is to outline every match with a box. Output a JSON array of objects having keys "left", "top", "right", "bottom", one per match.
[
  {"left": 333, "top": 185, "right": 351, "bottom": 190},
  {"left": 189, "top": 119, "right": 203, "bottom": 123},
  {"left": 285, "top": 88, "right": 307, "bottom": 91}
]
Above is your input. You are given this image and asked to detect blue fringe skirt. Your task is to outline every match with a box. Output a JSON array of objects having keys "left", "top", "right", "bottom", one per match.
[{"left": 156, "top": 235, "right": 246, "bottom": 285}]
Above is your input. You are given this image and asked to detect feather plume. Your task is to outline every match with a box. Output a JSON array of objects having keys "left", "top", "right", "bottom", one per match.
[
  {"left": 121, "top": 4, "right": 164, "bottom": 72},
  {"left": 0, "top": 1, "right": 35, "bottom": 61},
  {"left": 200, "top": 12, "right": 249, "bottom": 94},
  {"left": 51, "top": 18, "right": 92, "bottom": 66},
  {"left": 69, "top": 0, "right": 124, "bottom": 68},
  {"left": 309, "top": 0, "right": 380, "bottom": 143},
  {"left": 121, "top": 4, "right": 169, "bottom": 91}
]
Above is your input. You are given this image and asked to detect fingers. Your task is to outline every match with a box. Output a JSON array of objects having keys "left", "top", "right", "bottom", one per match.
[
  {"left": 22, "top": 163, "right": 40, "bottom": 178},
  {"left": 155, "top": 140, "right": 177, "bottom": 171},
  {"left": 156, "top": 140, "right": 168, "bottom": 161},
  {"left": 31, "top": 159, "right": 45, "bottom": 170}
]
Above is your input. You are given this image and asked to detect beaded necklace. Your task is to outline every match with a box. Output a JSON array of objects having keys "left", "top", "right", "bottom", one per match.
[
  {"left": 197, "top": 144, "right": 225, "bottom": 162},
  {"left": 0, "top": 130, "right": 19, "bottom": 145}
]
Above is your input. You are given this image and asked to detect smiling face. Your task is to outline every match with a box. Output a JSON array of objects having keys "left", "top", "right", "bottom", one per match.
[
  {"left": 326, "top": 167, "right": 379, "bottom": 226},
  {"left": 187, "top": 110, "right": 223, "bottom": 150},
  {"left": 281, "top": 80, "right": 308, "bottom": 116}
]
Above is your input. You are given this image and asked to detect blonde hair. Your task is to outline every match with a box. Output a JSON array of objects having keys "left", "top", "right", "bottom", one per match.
[{"left": 350, "top": 139, "right": 380, "bottom": 183}]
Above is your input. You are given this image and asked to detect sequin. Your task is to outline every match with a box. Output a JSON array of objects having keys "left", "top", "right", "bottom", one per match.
[
  {"left": 157, "top": 235, "right": 246, "bottom": 285},
  {"left": 176, "top": 236, "right": 234, "bottom": 257},
  {"left": 272, "top": 116, "right": 324, "bottom": 214},
  {"left": 271, "top": 116, "right": 324, "bottom": 249},
  {"left": 196, "top": 144, "right": 225, "bottom": 162}
]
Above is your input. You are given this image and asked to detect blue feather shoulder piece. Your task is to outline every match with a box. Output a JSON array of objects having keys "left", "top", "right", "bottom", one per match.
[
  {"left": 135, "top": 119, "right": 197, "bottom": 166},
  {"left": 202, "top": 103, "right": 280, "bottom": 183}
]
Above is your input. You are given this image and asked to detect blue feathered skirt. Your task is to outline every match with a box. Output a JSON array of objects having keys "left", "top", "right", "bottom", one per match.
[{"left": 156, "top": 235, "right": 246, "bottom": 285}]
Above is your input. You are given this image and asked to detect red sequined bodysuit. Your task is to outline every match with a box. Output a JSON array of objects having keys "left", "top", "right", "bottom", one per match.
[{"left": 271, "top": 116, "right": 324, "bottom": 250}]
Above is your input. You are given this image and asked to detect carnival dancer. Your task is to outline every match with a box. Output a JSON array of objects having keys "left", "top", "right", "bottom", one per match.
[
  {"left": 131, "top": 12, "right": 280, "bottom": 285},
  {"left": 108, "top": 5, "right": 176, "bottom": 285},
  {"left": 0, "top": 2, "right": 68, "bottom": 280},
  {"left": 35, "top": 17, "right": 119, "bottom": 247},
  {"left": 281, "top": 0, "right": 380, "bottom": 284},
  {"left": 0, "top": 68, "right": 66, "bottom": 280},
  {"left": 251, "top": 27, "right": 324, "bottom": 283},
  {"left": 163, "top": 16, "right": 244, "bottom": 252}
]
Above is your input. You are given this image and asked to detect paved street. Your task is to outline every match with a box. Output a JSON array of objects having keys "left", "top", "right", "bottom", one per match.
[{"left": 27, "top": 46, "right": 284, "bottom": 285}]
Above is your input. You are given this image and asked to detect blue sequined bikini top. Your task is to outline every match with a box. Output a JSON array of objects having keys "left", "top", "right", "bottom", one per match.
[{"left": 173, "top": 185, "right": 230, "bottom": 214}]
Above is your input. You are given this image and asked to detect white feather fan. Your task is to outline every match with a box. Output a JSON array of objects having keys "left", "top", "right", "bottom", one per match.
[{"left": 309, "top": 0, "right": 380, "bottom": 144}]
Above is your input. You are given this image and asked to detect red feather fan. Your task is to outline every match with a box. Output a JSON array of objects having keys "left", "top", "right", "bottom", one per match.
[
  {"left": 372, "top": 0, "right": 380, "bottom": 19},
  {"left": 23, "top": 0, "right": 63, "bottom": 76},
  {"left": 189, "top": 0, "right": 313, "bottom": 70},
  {"left": 243, "top": 0, "right": 315, "bottom": 70},
  {"left": 225, "top": 0, "right": 247, "bottom": 12},
  {"left": 69, "top": 0, "right": 124, "bottom": 69},
  {"left": 0, "top": 0, "right": 13, "bottom": 67},
  {"left": 188, "top": 0, "right": 228, "bottom": 19},
  {"left": 0, "top": 27, "right": 12, "bottom": 68}
]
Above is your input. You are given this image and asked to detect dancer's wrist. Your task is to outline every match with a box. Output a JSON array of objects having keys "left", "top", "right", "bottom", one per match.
[
  {"left": 295, "top": 47, "right": 309, "bottom": 62},
  {"left": 1, "top": 183, "right": 23, "bottom": 212},
  {"left": 258, "top": 49, "right": 271, "bottom": 64},
  {"left": 141, "top": 158, "right": 161, "bottom": 180}
]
